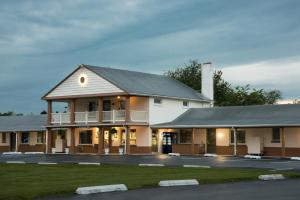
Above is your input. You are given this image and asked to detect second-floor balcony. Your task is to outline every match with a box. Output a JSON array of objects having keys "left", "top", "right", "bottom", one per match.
[{"left": 51, "top": 110, "right": 148, "bottom": 125}]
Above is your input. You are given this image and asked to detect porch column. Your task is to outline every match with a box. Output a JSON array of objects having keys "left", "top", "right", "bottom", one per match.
[
  {"left": 70, "top": 128, "right": 75, "bottom": 154},
  {"left": 98, "top": 97, "right": 103, "bottom": 123},
  {"left": 98, "top": 127, "right": 104, "bottom": 154},
  {"left": 281, "top": 127, "right": 286, "bottom": 157},
  {"left": 125, "top": 126, "right": 130, "bottom": 154},
  {"left": 46, "top": 128, "right": 52, "bottom": 154},
  {"left": 47, "top": 100, "right": 52, "bottom": 125},
  {"left": 191, "top": 128, "right": 195, "bottom": 155},
  {"left": 125, "top": 96, "right": 131, "bottom": 123},
  {"left": 15, "top": 132, "right": 19, "bottom": 152},
  {"left": 70, "top": 99, "right": 75, "bottom": 124},
  {"left": 232, "top": 127, "right": 237, "bottom": 156}
]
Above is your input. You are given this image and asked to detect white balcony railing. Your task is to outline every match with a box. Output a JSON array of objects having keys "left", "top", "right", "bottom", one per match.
[
  {"left": 102, "top": 110, "right": 126, "bottom": 123},
  {"left": 51, "top": 113, "right": 71, "bottom": 124},
  {"left": 75, "top": 111, "right": 99, "bottom": 124},
  {"left": 130, "top": 110, "right": 148, "bottom": 123}
]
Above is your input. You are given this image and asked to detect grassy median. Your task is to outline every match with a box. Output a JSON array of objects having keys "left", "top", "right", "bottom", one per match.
[{"left": 0, "top": 163, "right": 299, "bottom": 200}]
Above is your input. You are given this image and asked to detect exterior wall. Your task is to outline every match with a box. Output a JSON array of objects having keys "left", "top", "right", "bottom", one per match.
[
  {"left": 148, "top": 97, "right": 209, "bottom": 125},
  {"left": 0, "top": 132, "right": 10, "bottom": 152},
  {"left": 130, "top": 96, "right": 149, "bottom": 112},
  {"left": 18, "top": 131, "right": 46, "bottom": 153},
  {"left": 46, "top": 67, "right": 124, "bottom": 98}
]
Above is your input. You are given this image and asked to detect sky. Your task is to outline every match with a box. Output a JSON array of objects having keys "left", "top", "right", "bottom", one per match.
[{"left": 0, "top": 0, "right": 300, "bottom": 114}]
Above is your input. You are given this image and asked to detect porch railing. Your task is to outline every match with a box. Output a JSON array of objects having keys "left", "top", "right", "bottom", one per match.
[
  {"left": 75, "top": 111, "right": 99, "bottom": 124},
  {"left": 51, "top": 113, "right": 71, "bottom": 124},
  {"left": 102, "top": 110, "right": 126, "bottom": 123}
]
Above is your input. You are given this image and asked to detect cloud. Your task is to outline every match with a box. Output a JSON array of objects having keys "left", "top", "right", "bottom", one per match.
[{"left": 221, "top": 56, "right": 300, "bottom": 97}]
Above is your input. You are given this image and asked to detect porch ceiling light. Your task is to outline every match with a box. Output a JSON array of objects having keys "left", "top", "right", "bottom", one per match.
[
  {"left": 79, "top": 74, "right": 88, "bottom": 87},
  {"left": 117, "top": 96, "right": 121, "bottom": 99},
  {"left": 217, "top": 132, "right": 224, "bottom": 139}
]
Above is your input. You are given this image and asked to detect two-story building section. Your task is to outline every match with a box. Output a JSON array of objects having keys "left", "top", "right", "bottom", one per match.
[{"left": 42, "top": 64, "right": 213, "bottom": 155}]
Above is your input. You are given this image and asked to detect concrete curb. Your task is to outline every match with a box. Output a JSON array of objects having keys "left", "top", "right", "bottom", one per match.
[
  {"left": 159, "top": 179, "right": 199, "bottom": 187},
  {"left": 168, "top": 153, "right": 180, "bottom": 156},
  {"left": 139, "top": 164, "right": 165, "bottom": 167},
  {"left": 245, "top": 155, "right": 262, "bottom": 159},
  {"left": 78, "top": 162, "right": 101, "bottom": 165},
  {"left": 2, "top": 152, "right": 22, "bottom": 155},
  {"left": 183, "top": 165, "right": 211, "bottom": 168},
  {"left": 6, "top": 161, "right": 25, "bottom": 164},
  {"left": 258, "top": 174, "right": 285, "bottom": 181},
  {"left": 38, "top": 162, "right": 57, "bottom": 165},
  {"left": 24, "top": 152, "right": 44, "bottom": 155},
  {"left": 291, "top": 157, "right": 300, "bottom": 161},
  {"left": 76, "top": 184, "right": 128, "bottom": 194},
  {"left": 204, "top": 153, "right": 217, "bottom": 157}
]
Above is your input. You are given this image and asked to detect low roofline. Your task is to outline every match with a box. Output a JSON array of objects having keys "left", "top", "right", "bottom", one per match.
[{"left": 151, "top": 124, "right": 300, "bottom": 129}]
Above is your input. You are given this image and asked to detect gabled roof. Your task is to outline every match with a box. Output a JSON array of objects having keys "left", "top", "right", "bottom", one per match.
[
  {"left": 43, "top": 64, "right": 210, "bottom": 101},
  {"left": 0, "top": 115, "right": 46, "bottom": 132},
  {"left": 151, "top": 104, "right": 300, "bottom": 128}
]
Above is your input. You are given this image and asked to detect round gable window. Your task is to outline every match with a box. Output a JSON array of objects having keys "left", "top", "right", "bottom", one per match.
[
  {"left": 78, "top": 74, "right": 87, "bottom": 86},
  {"left": 80, "top": 76, "right": 85, "bottom": 84}
]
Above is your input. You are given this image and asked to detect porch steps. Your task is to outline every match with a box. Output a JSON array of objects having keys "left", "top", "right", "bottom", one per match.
[
  {"left": 2, "top": 152, "right": 22, "bottom": 155},
  {"left": 158, "top": 179, "right": 199, "bottom": 187},
  {"left": 258, "top": 174, "right": 285, "bottom": 181},
  {"left": 139, "top": 163, "right": 165, "bottom": 167},
  {"left": 76, "top": 184, "right": 128, "bottom": 194},
  {"left": 183, "top": 165, "right": 211, "bottom": 168},
  {"left": 244, "top": 155, "right": 262, "bottom": 159},
  {"left": 78, "top": 162, "right": 101, "bottom": 165}
]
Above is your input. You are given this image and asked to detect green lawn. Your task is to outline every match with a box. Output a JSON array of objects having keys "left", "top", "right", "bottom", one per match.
[{"left": 0, "top": 164, "right": 299, "bottom": 200}]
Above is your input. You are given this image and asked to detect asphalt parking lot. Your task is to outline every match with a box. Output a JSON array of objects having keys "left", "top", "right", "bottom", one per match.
[
  {"left": 41, "top": 179, "right": 300, "bottom": 200},
  {"left": 1, "top": 154, "right": 300, "bottom": 171}
]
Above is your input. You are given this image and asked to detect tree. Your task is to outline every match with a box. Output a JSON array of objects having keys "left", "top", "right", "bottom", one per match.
[
  {"left": 0, "top": 111, "right": 23, "bottom": 116},
  {"left": 165, "top": 60, "right": 282, "bottom": 106}
]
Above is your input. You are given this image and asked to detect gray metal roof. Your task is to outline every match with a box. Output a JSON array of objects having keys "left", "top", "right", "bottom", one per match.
[
  {"left": 151, "top": 104, "right": 300, "bottom": 128},
  {"left": 85, "top": 65, "right": 210, "bottom": 101},
  {"left": 0, "top": 115, "right": 46, "bottom": 132}
]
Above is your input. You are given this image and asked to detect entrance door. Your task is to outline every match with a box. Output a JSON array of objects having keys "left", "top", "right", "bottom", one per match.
[
  {"left": 207, "top": 129, "right": 216, "bottom": 153},
  {"left": 10, "top": 132, "right": 16, "bottom": 151},
  {"left": 162, "top": 132, "right": 172, "bottom": 154}
]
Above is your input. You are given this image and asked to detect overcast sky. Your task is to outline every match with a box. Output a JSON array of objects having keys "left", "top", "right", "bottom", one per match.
[{"left": 1, "top": 0, "right": 300, "bottom": 114}]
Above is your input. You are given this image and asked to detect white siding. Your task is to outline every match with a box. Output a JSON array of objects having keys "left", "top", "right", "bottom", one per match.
[
  {"left": 46, "top": 67, "right": 124, "bottom": 98},
  {"left": 148, "top": 97, "right": 209, "bottom": 125}
]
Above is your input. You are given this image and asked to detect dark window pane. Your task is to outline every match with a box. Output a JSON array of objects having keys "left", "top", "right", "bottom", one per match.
[
  {"left": 179, "top": 129, "right": 192, "bottom": 143},
  {"left": 2, "top": 133, "right": 6, "bottom": 143},
  {"left": 231, "top": 130, "right": 246, "bottom": 144},
  {"left": 80, "top": 130, "right": 93, "bottom": 144},
  {"left": 21, "top": 132, "right": 29, "bottom": 144},
  {"left": 272, "top": 128, "right": 281, "bottom": 143}
]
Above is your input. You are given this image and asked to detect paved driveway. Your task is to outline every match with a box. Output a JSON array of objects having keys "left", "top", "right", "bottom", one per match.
[
  {"left": 1, "top": 154, "right": 300, "bottom": 171},
  {"left": 41, "top": 179, "right": 300, "bottom": 200}
]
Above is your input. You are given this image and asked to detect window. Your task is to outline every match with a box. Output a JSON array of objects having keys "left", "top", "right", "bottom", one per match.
[
  {"left": 37, "top": 132, "right": 44, "bottom": 143},
  {"left": 272, "top": 128, "right": 281, "bottom": 143},
  {"left": 179, "top": 129, "right": 192, "bottom": 144},
  {"left": 130, "top": 129, "right": 137, "bottom": 145},
  {"left": 183, "top": 101, "right": 189, "bottom": 108},
  {"left": 79, "top": 130, "right": 93, "bottom": 144},
  {"left": 230, "top": 130, "right": 246, "bottom": 144},
  {"left": 154, "top": 98, "right": 162, "bottom": 105},
  {"left": 21, "top": 132, "right": 29, "bottom": 144},
  {"left": 1, "top": 133, "right": 6, "bottom": 143},
  {"left": 88, "top": 102, "right": 97, "bottom": 112}
]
